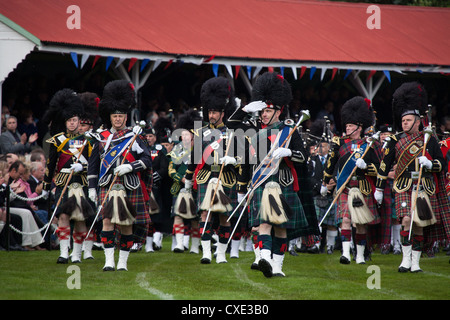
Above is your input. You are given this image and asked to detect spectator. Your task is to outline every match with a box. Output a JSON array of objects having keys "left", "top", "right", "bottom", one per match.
[
  {"left": 27, "top": 161, "right": 49, "bottom": 224},
  {"left": 0, "top": 116, "right": 38, "bottom": 155},
  {"left": 7, "top": 160, "right": 44, "bottom": 250},
  {"left": 17, "top": 108, "right": 39, "bottom": 139},
  {"left": 29, "top": 148, "right": 46, "bottom": 167}
]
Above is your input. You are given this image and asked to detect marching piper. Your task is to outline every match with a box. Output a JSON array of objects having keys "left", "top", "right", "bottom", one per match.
[
  {"left": 42, "top": 89, "right": 94, "bottom": 264},
  {"left": 374, "top": 82, "right": 450, "bottom": 272},
  {"left": 233, "top": 72, "right": 313, "bottom": 277},
  {"left": 321, "top": 96, "right": 381, "bottom": 265},
  {"left": 87, "top": 80, "right": 152, "bottom": 271},
  {"left": 184, "top": 76, "right": 240, "bottom": 264},
  {"left": 169, "top": 109, "right": 202, "bottom": 254}
]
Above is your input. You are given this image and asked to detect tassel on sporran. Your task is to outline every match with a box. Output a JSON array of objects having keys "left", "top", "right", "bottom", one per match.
[
  {"left": 199, "top": 178, "right": 232, "bottom": 213},
  {"left": 105, "top": 184, "right": 136, "bottom": 226},
  {"left": 259, "top": 181, "right": 293, "bottom": 225},
  {"left": 174, "top": 188, "right": 197, "bottom": 219},
  {"left": 413, "top": 190, "right": 436, "bottom": 227},
  {"left": 348, "top": 187, "right": 374, "bottom": 224}
]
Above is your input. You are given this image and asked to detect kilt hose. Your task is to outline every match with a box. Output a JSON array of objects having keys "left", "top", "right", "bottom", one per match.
[
  {"left": 196, "top": 181, "right": 238, "bottom": 217},
  {"left": 394, "top": 173, "right": 450, "bottom": 243},
  {"left": 248, "top": 176, "right": 308, "bottom": 235},
  {"left": 98, "top": 175, "right": 150, "bottom": 227},
  {"left": 336, "top": 179, "right": 380, "bottom": 226}
]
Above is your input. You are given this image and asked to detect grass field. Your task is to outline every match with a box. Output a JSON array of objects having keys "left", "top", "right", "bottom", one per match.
[{"left": 1, "top": 237, "right": 449, "bottom": 301}]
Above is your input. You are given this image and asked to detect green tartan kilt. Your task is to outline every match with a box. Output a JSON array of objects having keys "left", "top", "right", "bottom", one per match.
[
  {"left": 196, "top": 181, "right": 238, "bottom": 217},
  {"left": 248, "top": 178, "right": 308, "bottom": 230},
  {"left": 98, "top": 175, "right": 150, "bottom": 225},
  {"left": 314, "top": 196, "right": 337, "bottom": 227}
]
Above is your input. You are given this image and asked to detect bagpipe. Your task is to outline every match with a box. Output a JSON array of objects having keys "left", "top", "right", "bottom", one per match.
[{"left": 227, "top": 110, "right": 311, "bottom": 243}]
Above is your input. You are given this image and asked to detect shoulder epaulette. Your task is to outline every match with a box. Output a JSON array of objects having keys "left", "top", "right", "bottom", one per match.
[{"left": 45, "top": 132, "right": 66, "bottom": 146}]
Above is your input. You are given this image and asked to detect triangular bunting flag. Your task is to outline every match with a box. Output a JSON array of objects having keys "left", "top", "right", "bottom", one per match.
[
  {"left": 212, "top": 64, "right": 219, "bottom": 77},
  {"left": 291, "top": 66, "right": 297, "bottom": 80},
  {"left": 331, "top": 68, "right": 338, "bottom": 80},
  {"left": 70, "top": 52, "right": 79, "bottom": 68},
  {"left": 225, "top": 64, "right": 233, "bottom": 78},
  {"left": 152, "top": 59, "right": 162, "bottom": 71},
  {"left": 115, "top": 57, "right": 126, "bottom": 68},
  {"left": 80, "top": 54, "right": 89, "bottom": 69},
  {"left": 367, "top": 70, "right": 376, "bottom": 81},
  {"left": 310, "top": 67, "right": 316, "bottom": 80},
  {"left": 383, "top": 70, "right": 391, "bottom": 82},
  {"left": 268, "top": 67, "right": 274, "bottom": 73},
  {"left": 253, "top": 66, "right": 262, "bottom": 79},
  {"left": 128, "top": 58, "right": 138, "bottom": 72},
  {"left": 246, "top": 66, "right": 252, "bottom": 79},
  {"left": 320, "top": 68, "right": 327, "bottom": 81},
  {"left": 300, "top": 66, "right": 307, "bottom": 79},
  {"left": 234, "top": 66, "right": 240, "bottom": 79},
  {"left": 141, "top": 59, "right": 150, "bottom": 72},
  {"left": 344, "top": 69, "right": 352, "bottom": 80},
  {"left": 280, "top": 66, "right": 285, "bottom": 77},
  {"left": 164, "top": 59, "right": 174, "bottom": 70},
  {"left": 92, "top": 55, "right": 101, "bottom": 68},
  {"left": 105, "top": 56, "right": 114, "bottom": 71}
]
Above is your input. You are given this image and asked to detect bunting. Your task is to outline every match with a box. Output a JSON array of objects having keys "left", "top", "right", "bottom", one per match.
[
  {"left": 65, "top": 51, "right": 420, "bottom": 87},
  {"left": 70, "top": 52, "right": 78, "bottom": 68}
]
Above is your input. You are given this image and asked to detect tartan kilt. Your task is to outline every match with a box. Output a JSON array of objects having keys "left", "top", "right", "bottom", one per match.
[
  {"left": 98, "top": 175, "right": 150, "bottom": 225},
  {"left": 54, "top": 176, "right": 94, "bottom": 221},
  {"left": 314, "top": 197, "right": 337, "bottom": 227},
  {"left": 395, "top": 175, "right": 450, "bottom": 242},
  {"left": 336, "top": 179, "right": 380, "bottom": 225},
  {"left": 248, "top": 177, "right": 308, "bottom": 230},
  {"left": 196, "top": 180, "right": 237, "bottom": 217}
]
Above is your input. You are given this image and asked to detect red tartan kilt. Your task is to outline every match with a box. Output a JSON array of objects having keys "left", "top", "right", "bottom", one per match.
[
  {"left": 336, "top": 179, "right": 380, "bottom": 225},
  {"left": 99, "top": 175, "right": 150, "bottom": 225}
]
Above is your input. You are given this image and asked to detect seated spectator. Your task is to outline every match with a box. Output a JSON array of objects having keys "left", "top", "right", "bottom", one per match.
[
  {"left": 0, "top": 116, "right": 38, "bottom": 155},
  {"left": 7, "top": 160, "right": 44, "bottom": 250},
  {"left": 27, "top": 161, "right": 48, "bottom": 224},
  {"left": 29, "top": 148, "right": 46, "bottom": 167}
]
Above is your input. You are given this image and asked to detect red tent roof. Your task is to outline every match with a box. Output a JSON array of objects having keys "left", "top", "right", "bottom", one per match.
[{"left": 1, "top": 0, "right": 449, "bottom": 68}]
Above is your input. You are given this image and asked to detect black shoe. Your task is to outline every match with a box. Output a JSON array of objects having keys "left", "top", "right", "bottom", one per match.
[
  {"left": 251, "top": 262, "right": 260, "bottom": 270},
  {"left": 307, "top": 246, "right": 320, "bottom": 254},
  {"left": 201, "top": 257, "right": 211, "bottom": 264},
  {"left": 103, "top": 266, "right": 115, "bottom": 272},
  {"left": 258, "top": 259, "right": 273, "bottom": 278},
  {"left": 289, "top": 249, "right": 298, "bottom": 256},
  {"left": 57, "top": 257, "right": 69, "bottom": 264},
  {"left": 398, "top": 266, "right": 410, "bottom": 273},
  {"left": 340, "top": 256, "right": 351, "bottom": 265}
]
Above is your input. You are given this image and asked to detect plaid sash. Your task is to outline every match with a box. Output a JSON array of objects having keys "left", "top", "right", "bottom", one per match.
[{"left": 394, "top": 132, "right": 424, "bottom": 179}]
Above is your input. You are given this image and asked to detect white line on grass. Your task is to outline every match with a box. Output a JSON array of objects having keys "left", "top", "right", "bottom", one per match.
[{"left": 136, "top": 272, "right": 174, "bottom": 300}]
